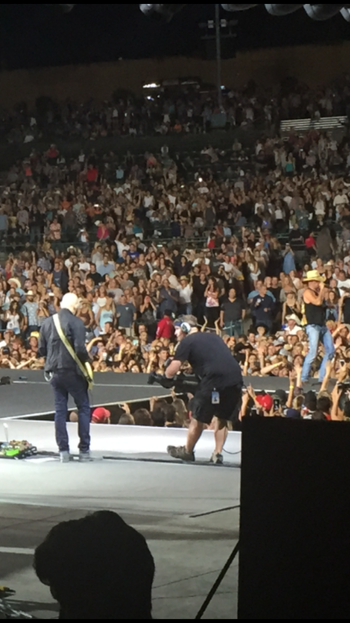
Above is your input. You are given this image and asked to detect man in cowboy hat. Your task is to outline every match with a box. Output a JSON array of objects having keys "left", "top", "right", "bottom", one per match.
[
  {"left": 285, "top": 314, "right": 302, "bottom": 335},
  {"left": 301, "top": 270, "right": 335, "bottom": 384}
]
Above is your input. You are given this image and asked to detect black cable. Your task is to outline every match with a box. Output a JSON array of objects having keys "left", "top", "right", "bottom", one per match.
[
  {"left": 194, "top": 540, "right": 240, "bottom": 619},
  {"left": 190, "top": 504, "right": 240, "bottom": 518},
  {"left": 223, "top": 448, "right": 241, "bottom": 455}
]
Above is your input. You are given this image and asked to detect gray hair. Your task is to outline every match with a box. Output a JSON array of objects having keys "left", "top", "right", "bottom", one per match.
[{"left": 179, "top": 315, "right": 198, "bottom": 328}]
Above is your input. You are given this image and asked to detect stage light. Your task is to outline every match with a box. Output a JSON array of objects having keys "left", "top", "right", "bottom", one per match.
[
  {"left": 221, "top": 4, "right": 258, "bottom": 10},
  {"left": 45, "top": 4, "right": 75, "bottom": 12},
  {"left": 304, "top": 4, "right": 347, "bottom": 20},
  {"left": 341, "top": 7, "right": 350, "bottom": 21},
  {"left": 143, "top": 82, "right": 160, "bottom": 89},
  {"left": 139, "top": 4, "right": 187, "bottom": 22},
  {"left": 264, "top": 4, "right": 303, "bottom": 15}
]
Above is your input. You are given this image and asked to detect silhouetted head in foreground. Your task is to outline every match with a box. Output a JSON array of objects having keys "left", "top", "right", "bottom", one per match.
[{"left": 34, "top": 510, "right": 155, "bottom": 619}]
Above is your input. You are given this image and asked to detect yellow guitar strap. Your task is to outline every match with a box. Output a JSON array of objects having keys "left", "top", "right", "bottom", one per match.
[{"left": 53, "top": 314, "right": 94, "bottom": 390}]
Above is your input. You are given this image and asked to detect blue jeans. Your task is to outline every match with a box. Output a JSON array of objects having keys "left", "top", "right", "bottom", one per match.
[
  {"left": 301, "top": 324, "right": 335, "bottom": 383},
  {"left": 179, "top": 303, "right": 192, "bottom": 315},
  {"left": 30, "top": 226, "right": 41, "bottom": 244},
  {"left": 223, "top": 320, "right": 243, "bottom": 337},
  {"left": 51, "top": 370, "right": 91, "bottom": 453}
]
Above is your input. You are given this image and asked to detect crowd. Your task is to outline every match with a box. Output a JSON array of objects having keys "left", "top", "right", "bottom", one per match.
[
  {"left": 1, "top": 95, "right": 350, "bottom": 423},
  {"left": 2, "top": 73, "right": 350, "bottom": 144}
]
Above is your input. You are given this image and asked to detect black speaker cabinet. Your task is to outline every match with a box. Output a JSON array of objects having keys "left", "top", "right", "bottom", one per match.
[{"left": 238, "top": 418, "right": 350, "bottom": 619}]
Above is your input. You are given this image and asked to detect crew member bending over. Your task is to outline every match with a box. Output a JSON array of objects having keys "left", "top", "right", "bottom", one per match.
[{"left": 166, "top": 315, "right": 243, "bottom": 464}]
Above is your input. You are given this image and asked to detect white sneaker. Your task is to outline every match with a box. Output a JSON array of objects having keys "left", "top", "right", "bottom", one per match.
[
  {"left": 79, "top": 452, "right": 93, "bottom": 462},
  {"left": 60, "top": 451, "right": 73, "bottom": 463}
]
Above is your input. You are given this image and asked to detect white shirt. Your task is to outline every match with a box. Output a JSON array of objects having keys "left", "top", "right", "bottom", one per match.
[
  {"left": 315, "top": 200, "right": 325, "bottom": 216},
  {"left": 114, "top": 186, "right": 124, "bottom": 195},
  {"left": 116, "top": 240, "right": 129, "bottom": 256},
  {"left": 337, "top": 278, "right": 350, "bottom": 297},
  {"left": 193, "top": 257, "right": 210, "bottom": 266},
  {"left": 275, "top": 208, "right": 283, "bottom": 220},
  {"left": 79, "top": 262, "right": 90, "bottom": 272},
  {"left": 285, "top": 324, "right": 300, "bottom": 336},
  {"left": 179, "top": 284, "right": 193, "bottom": 304},
  {"left": 166, "top": 274, "right": 180, "bottom": 291},
  {"left": 223, "top": 262, "right": 233, "bottom": 273},
  {"left": 283, "top": 195, "right": 293, "bottom": 207},
  {"left": 334, "top": 194, "right": 348, "bottom": 207}
]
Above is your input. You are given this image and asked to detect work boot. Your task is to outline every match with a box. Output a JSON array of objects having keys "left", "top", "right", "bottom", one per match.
[
  {"left": 167, "top": 445, "right": 195, "bottom": 462},
  {"left": 79, "top": 451, "right": 93, "bottom": 462},
  {"left": 60, "top": 451, "right": 73, "bottom": 463},
  {"left": 210, "top": 452, "right": 224, "bottom": 465}
]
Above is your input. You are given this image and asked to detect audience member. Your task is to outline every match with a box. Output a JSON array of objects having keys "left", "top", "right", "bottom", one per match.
[{"left": 34, "top": 510, "right": 155, "bottom": 619}]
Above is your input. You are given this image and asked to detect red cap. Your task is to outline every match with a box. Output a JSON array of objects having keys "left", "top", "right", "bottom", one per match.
[
  {"left": 92, "top": 407, "right": 111, "bottom": 423},
  {"left": 256, "top": 394, "right": 273, "bottom": 412}
]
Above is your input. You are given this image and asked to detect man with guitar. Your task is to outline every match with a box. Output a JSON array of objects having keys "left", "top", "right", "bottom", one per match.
[{"left": 38, "top": 293, "right": 93, "bottom": 463}]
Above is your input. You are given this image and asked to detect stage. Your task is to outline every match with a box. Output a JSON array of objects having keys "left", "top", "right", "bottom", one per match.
[
  {"left": 0, "top": 370, "right": 309, "bottom": 421},
  {"left": 0, "top": 371, "right": 243, "bottom": 618},
  {"left": 0, "top": 372, "right": 327, "bottom": 618},
  {"left": 0, "top": 455, "right": 239, "bottom": 619}
]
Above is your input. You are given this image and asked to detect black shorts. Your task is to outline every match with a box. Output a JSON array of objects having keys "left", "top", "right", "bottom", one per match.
[{"left": 191, "top": 384, "right": 242, "bottom": 425}]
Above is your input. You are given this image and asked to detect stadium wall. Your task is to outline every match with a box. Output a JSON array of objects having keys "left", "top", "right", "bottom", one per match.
[{"left": 0, "top": 42, "right": 350, "bottom": 106}]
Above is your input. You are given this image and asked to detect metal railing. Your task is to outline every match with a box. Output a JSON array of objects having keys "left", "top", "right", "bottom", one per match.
[
  {"left": 0, "top": 227, "right": 293, "bottom": 257},
  {"left": 280, "top": 116, "right": 348, "bottom": 136}
]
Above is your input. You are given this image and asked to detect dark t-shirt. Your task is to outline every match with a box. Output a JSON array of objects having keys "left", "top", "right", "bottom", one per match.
[
  {"left": 269, "top": 286, "right": 281, "bottom": 301},
  {"left": 117, "top": 303, "right": 136, "bottom": 327},
  {"left": 210, "top": 258, "right": 223, "bottom": 274},
  {"left": 221, "top": 298, "right": 245, "bottom": 323},
  {"left": 174, "top": 332, "right": 242, "bottom": 391},
  {"left": 289, "top": 229, "right": 304, "bottom": 250},
  {"left": 343, "top": 297, "right": 350, "bottom": 324},
  {"left": 87, "top": 271, "right": 102, "bottom": 286}
]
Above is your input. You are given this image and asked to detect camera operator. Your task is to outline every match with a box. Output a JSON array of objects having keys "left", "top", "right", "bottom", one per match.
[{"left": 165, "top": 315, "right": 243, "bottom": 464}]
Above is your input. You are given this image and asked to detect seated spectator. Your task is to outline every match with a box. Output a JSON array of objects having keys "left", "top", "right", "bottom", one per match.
[
  {"left": 91, "top": 407, "right": 111, "bottom": 423},
  {"left": 118, "top": 412, "right": 135, "bottom": 425},
  {"left": 133, "top": 408, "right": 153, "bottom": 426}
]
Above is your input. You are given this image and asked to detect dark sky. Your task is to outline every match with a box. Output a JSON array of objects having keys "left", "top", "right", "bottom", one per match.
[{"left": 0, "top": 4, "right": 349, "bottom": 70}]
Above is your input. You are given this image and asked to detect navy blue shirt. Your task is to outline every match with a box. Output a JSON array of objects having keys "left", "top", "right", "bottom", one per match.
[{"left": 251, "top": 293, "right": 274, "bottom": 326}]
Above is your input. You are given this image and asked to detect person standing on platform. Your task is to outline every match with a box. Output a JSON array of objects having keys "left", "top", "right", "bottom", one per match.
[
  {"left": 301, "top": 270, "right": 335, "bottom": 384},
  {"left": 38, "top": 293, "right": 92, "bottom": 463},
  {"left": 165, "top": 315, "right": 243, "bottom": 465}
]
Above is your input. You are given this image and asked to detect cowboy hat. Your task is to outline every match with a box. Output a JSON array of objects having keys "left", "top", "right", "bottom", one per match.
[
  {"left": 286, "top": 314, "right": 302, "bottom": 325},
  {"left": 302, "top": 270, "right": 325, "bottom": 283},
  {"left": 7, "top": 277, "right": 21, "bottom": 289}
]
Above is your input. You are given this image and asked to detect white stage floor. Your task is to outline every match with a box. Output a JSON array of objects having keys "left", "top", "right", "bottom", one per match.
[
  {"left": 0, "top": 418, "right": 241, "bottom": 466},
  {"left": 0, "top": 416, "right": 240, "bottom": 619},
  {"left": 0, "top": 456, "right": 240, "bottom": 619}
]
